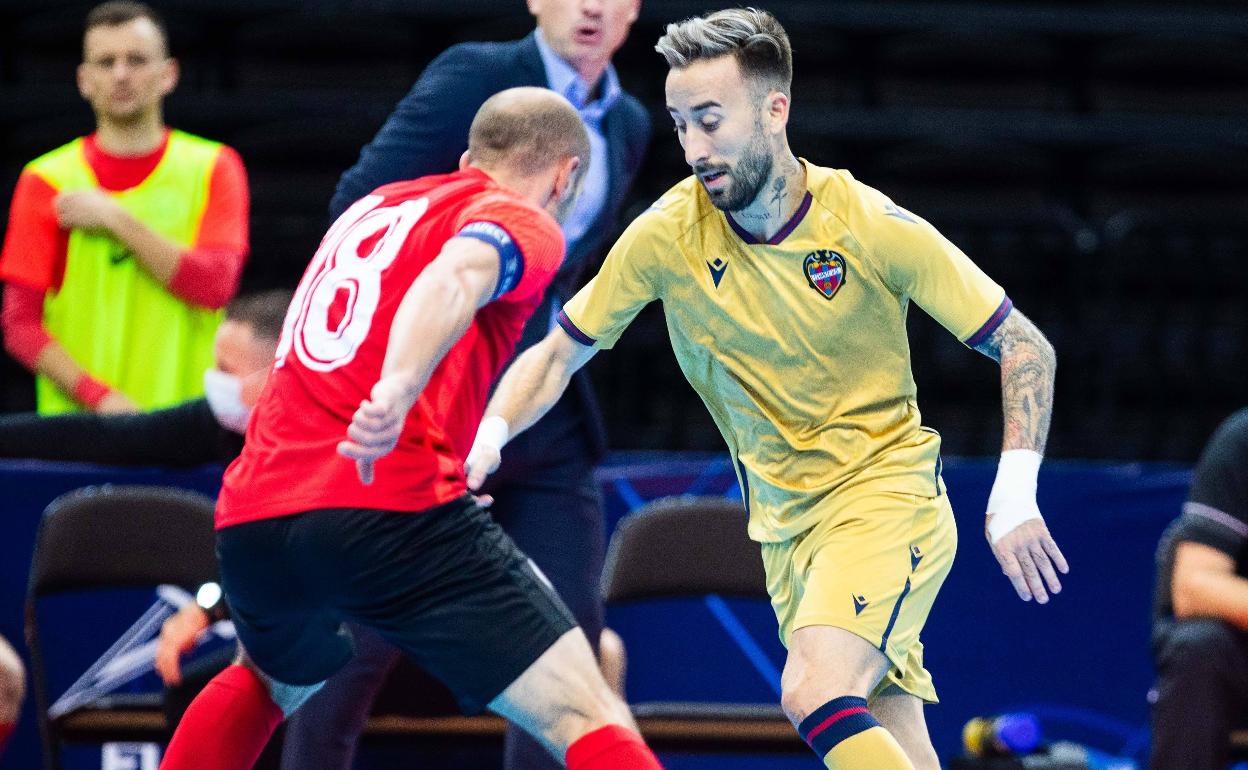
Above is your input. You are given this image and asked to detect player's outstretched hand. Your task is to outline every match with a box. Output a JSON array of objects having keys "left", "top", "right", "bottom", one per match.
[
  {"left": 464, "top": 415, "right": 507, "bottom": 494},
  {"left": 986, "top": 515, "right": 1068, "bottom": 604},
  {"left": 337, "top": 376, "right": 413, "bottom": 485},
  {"left": 463, "top": 442, "right": 500, "bottom": 491},
  {"left": 984, "top": 450, "right": 1069, "bottom": 603}
]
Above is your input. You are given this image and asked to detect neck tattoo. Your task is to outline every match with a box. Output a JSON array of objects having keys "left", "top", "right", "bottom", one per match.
[{"left": 769, "top": 176, "right": 787, "bottom": 218}]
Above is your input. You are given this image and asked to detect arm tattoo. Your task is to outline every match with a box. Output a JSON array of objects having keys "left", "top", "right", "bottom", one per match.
[{"left": 972, "top": 309, "right": 1056, "bottom": 453}]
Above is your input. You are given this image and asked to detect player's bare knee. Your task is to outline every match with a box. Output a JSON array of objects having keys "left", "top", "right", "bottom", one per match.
[
  {"left": 780, "top": 663, "right": 869, "bottom": 725},
  {"left": 780, "top": 681, "right": 817, "bottom": 725},
  {"left": 778, "top": 661, "right": 815, "bottom": 723},
  {"left": 780, "top": 668, "right": 827, "bottom": 725}
]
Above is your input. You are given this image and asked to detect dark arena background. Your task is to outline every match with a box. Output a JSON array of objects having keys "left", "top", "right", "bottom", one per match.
[{"left": 1, "top": 1, "right": 1246, "bottom": 769}]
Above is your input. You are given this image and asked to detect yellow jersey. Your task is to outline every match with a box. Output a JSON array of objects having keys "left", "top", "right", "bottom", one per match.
[{"left": 559, "top": 162, "right": 1009, "bottom": 542}]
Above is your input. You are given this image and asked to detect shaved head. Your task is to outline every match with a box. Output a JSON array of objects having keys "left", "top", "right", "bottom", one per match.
[{"left": 468, "top": 87, "right": 590, "bottom": 177}]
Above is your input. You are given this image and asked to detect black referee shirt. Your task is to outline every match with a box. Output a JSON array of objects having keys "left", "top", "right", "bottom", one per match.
[{"left": 1153, "top": 408, "right": 1248, "bottom": 624}]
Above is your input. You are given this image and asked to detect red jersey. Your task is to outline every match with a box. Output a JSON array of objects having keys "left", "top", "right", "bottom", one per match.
[{"left": 216, "top": 167, "right": 564, "bottom": 528}]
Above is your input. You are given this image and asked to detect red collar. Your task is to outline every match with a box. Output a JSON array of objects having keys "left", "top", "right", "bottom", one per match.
[{"left": 82, "top": 129, "right": 171, "bottom": 191}]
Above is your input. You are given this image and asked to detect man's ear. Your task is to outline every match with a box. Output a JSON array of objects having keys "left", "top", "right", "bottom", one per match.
[
  {"left": 160, "top": 57, "right": 180, "bottom": 97},
  {"left": 544, "top": 155, "right": 582, "bottom": 217},
  {"left": 764, "top": 90, "right": 790, "bottom": 135},
  {"left": 76, "top": 62, "right": 92, "bottom": 101},
  {"left": 555, "top": 155, "right": 581, "bottom": 197},
  {"left": 458, "top": 150, "right": 473, "bottom": 171}
]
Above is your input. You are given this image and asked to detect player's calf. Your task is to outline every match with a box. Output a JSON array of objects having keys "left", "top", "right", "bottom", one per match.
[
  {"left": 871, "top": 686, "right": 940, "bottom": 770},
  {"left": 489, "top": 628, "right": 662, "bottom": 769}
]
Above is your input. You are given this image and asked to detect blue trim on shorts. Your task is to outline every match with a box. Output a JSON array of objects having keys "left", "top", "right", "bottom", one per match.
[{"left": 878, "top": 577, "right": 912, "bottom": 652}]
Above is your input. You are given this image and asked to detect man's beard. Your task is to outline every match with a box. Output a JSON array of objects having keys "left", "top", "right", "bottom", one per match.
[
  {"left": 696, "top": 128, "right": 774, "bottom": 212},
  {"left": 101, "top": 101, "right": 151, "bottom": 127}
]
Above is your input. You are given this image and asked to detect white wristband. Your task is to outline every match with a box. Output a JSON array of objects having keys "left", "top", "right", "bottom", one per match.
[
  {"left": 472, "top": 415, "right": 509, "bottom": 453},
  {"left": 986, "top": 449, "right": 1043, "bottom": 543}
]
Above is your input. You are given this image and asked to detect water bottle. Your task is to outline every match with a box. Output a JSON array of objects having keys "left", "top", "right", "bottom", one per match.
[{"left": 963, "top": 712, "right": 1043, "bottom": 757}]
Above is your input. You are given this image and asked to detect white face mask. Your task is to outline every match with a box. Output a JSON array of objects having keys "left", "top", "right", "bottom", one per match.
[{"left": 203, "top": 368, "right": 253, "bottom": 433}]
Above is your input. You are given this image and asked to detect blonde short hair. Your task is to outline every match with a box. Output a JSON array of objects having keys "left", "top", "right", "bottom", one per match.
[{"left": 655, "top": 7, "right": 792, "bottom": 96}]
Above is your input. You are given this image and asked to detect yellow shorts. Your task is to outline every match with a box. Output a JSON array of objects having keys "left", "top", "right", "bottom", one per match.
[{"left": 760, "top": 485, "right": 957, "bottom": 703}]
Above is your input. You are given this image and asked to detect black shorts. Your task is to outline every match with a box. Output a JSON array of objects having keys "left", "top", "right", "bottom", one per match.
[{"left": 216, "top": 496, "right": 577, "bottom": 714}]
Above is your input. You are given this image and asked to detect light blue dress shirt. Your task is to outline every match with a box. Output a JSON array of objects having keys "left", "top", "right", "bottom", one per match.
[{"left": 534, "top": 29, "right": 621, "bottom": 253}]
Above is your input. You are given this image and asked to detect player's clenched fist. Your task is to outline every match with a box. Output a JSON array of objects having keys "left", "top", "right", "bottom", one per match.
[
  {"left": 337, "top": 375, "right": 416, "bottom": 485},
  {"left": 54, "top": 188, "right": 124, "bottom": 232}
]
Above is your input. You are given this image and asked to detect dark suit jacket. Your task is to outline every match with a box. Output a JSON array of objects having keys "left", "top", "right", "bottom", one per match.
[{"left": 331, "top": 33, "right": 651, "bottom": 460}]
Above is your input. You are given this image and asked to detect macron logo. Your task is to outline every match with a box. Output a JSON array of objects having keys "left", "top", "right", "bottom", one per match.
[
  {"left": 852, "top": 594, "right": 869, "bottom": 615},
  {"left": 706, "top": 257, "right": 728, "bottom": 288}
]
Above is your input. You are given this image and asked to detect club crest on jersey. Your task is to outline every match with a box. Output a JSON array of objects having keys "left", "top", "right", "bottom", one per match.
[{"left": 803, "top": 250, "right": 846, "bottom": 300}]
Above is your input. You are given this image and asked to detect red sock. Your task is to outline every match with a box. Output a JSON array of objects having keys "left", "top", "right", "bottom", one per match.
[
  {"left": 0, "top": 721, "right": 13, "bottom": 758},
  {"left": 566, "top": 724, "right": 663, "bottom": 770},
  {"left": 160, "top": 665, "right": 284, "bottom": 770}
]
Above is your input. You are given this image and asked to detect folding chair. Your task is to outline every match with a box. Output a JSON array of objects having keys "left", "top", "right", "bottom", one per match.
[
  {"left": 25, "top": 485, "right": 219, "bottom": 770},
  {"left": 601, "top": 495, "right": 806, "bottom": 753}
]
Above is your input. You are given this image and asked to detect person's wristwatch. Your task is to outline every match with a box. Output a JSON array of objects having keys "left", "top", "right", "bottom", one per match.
[{"left": 195, "top": 582, "right": 229, "bottom": 623}]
